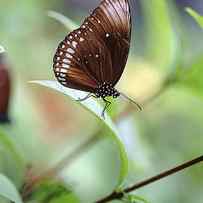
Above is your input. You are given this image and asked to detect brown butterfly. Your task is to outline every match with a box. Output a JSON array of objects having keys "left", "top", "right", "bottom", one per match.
[{"left": 53, "top": 0, "right": 141, "bottom": 117}]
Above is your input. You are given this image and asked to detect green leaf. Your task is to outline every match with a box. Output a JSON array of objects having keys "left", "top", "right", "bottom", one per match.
[
  {"left": 30, "top": 80, "right": 128, "bottom": 187},
  {"left": 29, "top": 179, "right": 80, "bottom": 203},
  {"left": 48, "top": 10, "right": 78, "bottom": 31},
  {"left": 123, "top": 194, "right": 149, "bottom": 203},
  {"left": 141, "top": 0, "right": 179, "bottom": 72},
  {"left": 186, "top": 8, "right": 203, "bottom": 28},
  {"left": 176, "top": 56, "right": 203, "bottom": 97},
  {"left": 0, "top": 130, "right": 26, "bottom": 188},
  {"left": 0, "top": 174, "right": 23, "bottom": 203},
  {"left": 0, "top": 45, "right": 5, "bottom": 53}
]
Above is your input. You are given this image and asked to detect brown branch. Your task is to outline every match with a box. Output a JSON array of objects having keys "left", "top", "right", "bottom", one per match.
[{"left": 95, "top": 155, "right": 203, "bottom": 203}]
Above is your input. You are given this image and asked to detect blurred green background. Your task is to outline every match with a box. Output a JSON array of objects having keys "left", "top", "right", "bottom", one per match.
[{"left": 0, "top": 0, "right": 203, "bottom": 203}]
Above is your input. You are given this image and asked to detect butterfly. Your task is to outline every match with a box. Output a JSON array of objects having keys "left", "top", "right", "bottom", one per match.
[{"left": 53, "top": 0, "right": 142, "bottom": 118}]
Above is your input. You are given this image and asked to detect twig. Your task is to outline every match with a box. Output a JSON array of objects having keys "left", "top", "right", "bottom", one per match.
[{"left": 95, "top": 155, "right": 203, "bottom": 203}]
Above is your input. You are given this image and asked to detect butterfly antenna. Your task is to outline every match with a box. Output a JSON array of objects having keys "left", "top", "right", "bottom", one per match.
[{"left": 120, "top": 92, "right": 142, "bottom": 111}]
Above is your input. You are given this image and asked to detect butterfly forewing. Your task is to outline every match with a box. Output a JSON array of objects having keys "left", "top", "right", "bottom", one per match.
[
  {"left": 53, "top": 0, "right": 131, "bottom": 92},
  {"left": 82, "top": 0, "right": 131, "bottom": 85}
]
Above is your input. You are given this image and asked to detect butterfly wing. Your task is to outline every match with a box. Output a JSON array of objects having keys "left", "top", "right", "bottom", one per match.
[
  {"left": 53, "top": 0, "right": 131, "bottom": 91},
  {"left": 53, "top": 36, "right": 97, "bottom": 93},
  {"left": 83, "top": 0, "right": 131, "bottom": 85},
  {"left": 53, "top": 27, "right": 113, "bottom": 92}
]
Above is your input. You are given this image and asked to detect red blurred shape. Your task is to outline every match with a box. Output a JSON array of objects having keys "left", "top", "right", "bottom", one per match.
[{"left": 0, "top": 49, "right": 11, "bottom": 123}]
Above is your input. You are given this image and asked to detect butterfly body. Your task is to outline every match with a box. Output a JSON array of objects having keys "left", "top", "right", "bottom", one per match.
[
  {"left": 53, "top": 0, "right": 141, "bottom": 117},
  {"left": 95, "top": 82, "right": 120, "bottom": 98}
]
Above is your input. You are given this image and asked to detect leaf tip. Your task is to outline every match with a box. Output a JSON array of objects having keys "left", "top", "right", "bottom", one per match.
[
  {"left": 47, "top": 10, "right": 78, "bottom": 31},
  {"left": 0, "top": 45, "right": 6, "bottom": 54},
  {"left": 185, "top": 7, "right": 203, "bottom": 28}
]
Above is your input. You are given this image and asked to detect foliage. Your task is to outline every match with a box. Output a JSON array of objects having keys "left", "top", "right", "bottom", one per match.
[
  {"left": 28, "top": 179, "right": 80, "bottom": 203},
  {"left": 0, "top": 174, "right": 23, "bottom": 203},
  {"left": 123, "top": 194, "right": 149, "bottom": 203},
  {"left": 48, "top": 10, "right": 78, "bottom": 31},
  {"left": 0, "top": 130, "right": 26, "bottom": 188},
  {"left": 186, "top": 8, "right": 203, "bottom": 28},
  {"left": 30, "top": 80, "right": 128, "bottom": 187},
  {"left": 0, "top": 1, "right": 203, "bottom": 203},
  {"left": 175, "top": 56, "right": 203, "bottom": 98}
]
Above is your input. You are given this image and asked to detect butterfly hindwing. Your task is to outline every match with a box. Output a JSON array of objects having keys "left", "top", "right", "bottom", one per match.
[
  {"left": 53, "top": 35, "right": 98, "bottom": 92},
  {"left": 53, "top": 27, "right": 114, "bottom": 91}
]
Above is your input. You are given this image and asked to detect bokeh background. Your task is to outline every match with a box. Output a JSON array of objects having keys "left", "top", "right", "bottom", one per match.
[{"left": 0, "top": 0, "right": 203, "bottom": 203}]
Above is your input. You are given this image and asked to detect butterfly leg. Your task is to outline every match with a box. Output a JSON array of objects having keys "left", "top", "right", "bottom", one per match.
[
  {"left": 101, "top": 98, "right": 111, "bottom": 119},
  {"left": 76, "top": 93, "right": 92, "bottom": 102}
]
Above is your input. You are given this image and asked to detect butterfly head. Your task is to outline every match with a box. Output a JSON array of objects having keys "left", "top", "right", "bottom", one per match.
[{"left": 95, "top": 82, "right": 120, "bottom": 99}]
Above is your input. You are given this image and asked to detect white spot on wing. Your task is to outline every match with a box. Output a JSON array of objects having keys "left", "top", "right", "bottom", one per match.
[
  {"left": 66, "top": 53, "right": 73, "bottom": 58},
  {"left": 63, "top": 58, "right": 71, "bottom": 63},
  {"left": 60, "top": 73, "right": 66, "bottom": 77},
  {"left": 60, "top": 68, "right": 68, "bottom": 73},
  {"left": 62, "top": 64, "right": 70, "bottom": 68},
  {"left": 67, "top": 48, "right": 75, "bottom": 54},
  {"left": 58, "top": 77, "right": 66, "bottom": 81},
  {"left": 72, "top": 41, "right": 78, "bottom": 48}
]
